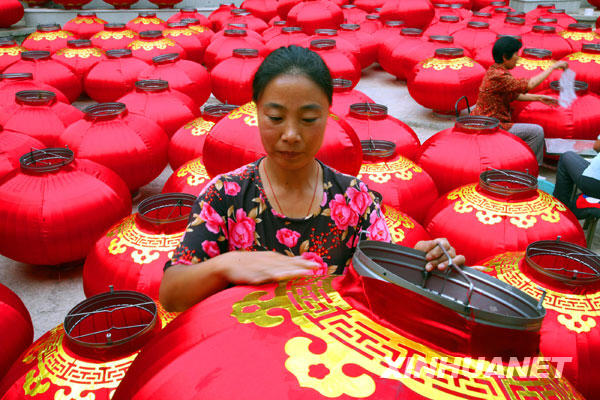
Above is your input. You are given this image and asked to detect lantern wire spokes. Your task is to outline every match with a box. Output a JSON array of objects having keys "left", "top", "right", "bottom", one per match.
[
  {"left": 20, "top": 147, "right": 74, "bottom": 172},
  {"left": 526, "top": 239, "right": 600, "bottom": 283},
  {"left": 138, "top": 193, "right": 196, "bottom": 224}
]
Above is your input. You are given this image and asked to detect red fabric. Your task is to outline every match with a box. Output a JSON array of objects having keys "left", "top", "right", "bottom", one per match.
[
  {"left": 51, "top": 42, "right": 106, "bottom": 81},
  {"left": 0, "top": 74, "right": 69, "bottom": 106},
  {"left": 162, "top": 156, "right": 211, "bottom": 196},
  {"left": 84, "top": 51, "right": 148, "bottom": 102},
  {"left": 167, "top": 9, "right": 210, "bottom": 26},
  {"left": 359, "top": 14, "right": 383, "bottom": 34},
  {"left": 338, "top": 24, "right": 377, "bottom": 68},
  {"left": 208, "top": 3, "right": 237, "bottom": 31},
  {"left": 521, "top": 27, "right": 574, "bottom": 60},
  {"left": 103, "top": 0, "right": 139, "bottom": 8},
  {"left": 126, "top": 14, "right": 166, "bottom": 33},
  {"left": 538, "top": 9, "right": 577, "bottom": 29},
  {"left": 90, "top": 25, "right": 138, "bottom": 51},
  {"left": 452, "top": 22, "right": 498, "bottom": 55},
  {"left": 148, "top": 0, "right": 183, "bottom": 8},
  {"left": 490, "top": 18, "right": 532, "bottom": 36},
  {"left": 0, "top": 130, "right": 44, "bottom": 177},
  {"left": 51, "top": 0, "right": 92, "bottom": 9},
  {"left": 509, "top": 51, "right": 561, "bottom": 93},
  {"left": 63, "top": 14, "right": 107, "bottom": 39},
  {"left": 525, "top": 4, "right": 556, "bottom": 23},
  {"left": 22, "top": 27, "right": 76, "bottom": 54},
  {"left": 424, "top": 17, "right": 467, "bottom": 37},
  {"left": 342, "top": 5, "right": 368, "bottom": 24},
  {"left": 309, "top": 41, "right": 361, "bottom": 89},
  {"left": 0, "top": 0, "right": 23, "bottom": 29},
  {"left": 381, "top": 204, "right": 431, "bottom": 246},
  {"left": 241, "top": 0, "right": 279, "bottom": 22},
  {"left": 379, "top": 0, "right": 435, "bottom": 29},
  {"left": 354, "top": 0, "right": 384, "bottom": 13},
  {"left": 0, "top": 40, "right": 24, "bottom": 72},
  {"left": 379, "top": 30, "right": 425, "bottom": 80},
  {"left": 559, "top": 25, "right": 600, "bottom": 52},
  {"left": 162, "top": 25, "right": 207, "bottom": 64},
  {"left": 372, "top": 22, "right": 405, "bottom": 51},
  {"left": 307, "top": 30, "right": 361, "bottom": 64},
  {"left": 262, "top": 21, "right": 287, "bottom": 42},
  {"left": 0, "top": 283, "right": 32, "bottom": 382},
  {"left": 127, "top": 34, "right": 187, "bottom": 64},
  {"left": 220, "top": 11, "right": 269, "bottom": 33},
  {"left": 331, "top": 85, "right": 373, "bottom": 118},
  {"left": 210, "top": 51, "right": 263, "bottom": 105},
  {"left": 265, "top": 28, "right": 309, "bottom": 54},
  {"left": 203, "top": 30, "right": 266, "bottom": 70},
  {"left": 286, "top": 0, "right": 344, "bottom": 35}
]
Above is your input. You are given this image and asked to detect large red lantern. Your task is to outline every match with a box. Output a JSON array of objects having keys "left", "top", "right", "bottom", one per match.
[
  {"left": 354, "top": 0, "right": 383, "bottom": 12},
  {"left": 542, "top": 9, "right": 577, "bottom": 29},
  {"left": 0, "top": 283, "right": 32, "bottom": 382},
  {"left": 558, "top": 23, "right": 600, "bottom": 52},
  {"left": 381, "top": 204, "right": 431, "bottom": 246},
  {"left": 470, "top": 10, "right": 493, "bottom": 22},
  {"left": 521, "top": 25, "right": 573, "bottom": 60},
  {"left": 22, "top": 24, "right": 76, "bottom": 54},
  {"left": 0, "top": 129, "right": 44, "bottom": 178},
  {"left": 513, "top": 81, "right": 600, "bottom": 140},
  {"left": 0, "top": 0, "right": 23, "bottom": 29},
  {"left": 480, "top": 1, "right": 511, "bottom": 13},
  {"left": 417, "top": 116, "right": 539, "bottom": 195},
  {"left": 208, "top": 3, "right": 236, "bottom": 31},
  {"left": 127, "top": 31, "right": 186, "bottom": 64},
  {"left": 372, "top": 20, "right": 405, "bottom": 50},
  {"left": 203, "top": 102, "right": 362, "bottom": 177},
  {"left": 432, "top": 3, "right": 472, "bottom": 21},
  {"left": 330, "top": 78, "right": 373, "bottom": 118},
  {"left": 204, "top": 29, "right": 266, "bottom": 70},
  {"left": 338, "top": 24, "right": 377, "bottom": 68},
  {"left": 83, "top": 193, "right": 195, "bottom": 299},
  {"left": 52, "top": 0, "right": 92, "bottom": 9},
  {"left": 163, "top": 22, "right": 206, "bottom": 63},
  {"left": 378, "top": 28, "right": 427, "bottom": 80},
  {"left": 0, "top": 91, "right": 82, "bottom": 146},
  {"left": 222, "top": 9, "right": 269, "bottom": 33},
  {"left": 276, "top": 0, "right": 300, "bottom": 19},
  {"left": 0, "top": 38, "right": 24, "bottom": 72},
  {"left": 127, "top": 13, "right": 166, "bottom": 33},
  {"left": 424, "top": 15, "right": 467, "bottom": 37},
  {"left": 564, "top": 44, "right": 600, "bottom": 94},
  {"left": 90, "top": 23, "right": 138, "bottom": 51},
  {"left": 147, "top": 0, "right": 182, "bottom": 9},
  {"left": 510, "top": 48, "right": 561, "bottom": 93},
  {"left": 84, "top": 49, "right": 148, "bottom": 103},
  {"left": 308, "top": 29, "right": 361, "bottom": 67},
  {"left": 63, "top": 12, "right": 107, "bottom": 39},
  {"left": 379, "top": 0, "right": 435, "bottom": 29},
  {"left": 162, "top": 157, "right": 212, "bottom": 196},
  {"left": 480, "top": 240, "right": 600, "bottom": 400},
  {"left": 359, "top": 13, "right": 383, "bottom": 33},
  {"left": 534, "top": 16, "right": 563, "bottom": 31},
  {"left": 286, "top": 0, "right": 344, "bottom": 35},
  {"left": 0, "top": 290, "right": 177, "bottom": 399},
  {"left": 309, "top": 39, "right": 361, "bottom": 88},
  {"left": 22, "top": 0, "right": 48, "bottom": 7},
  {"left": 168, "top": 104, "right": 238, "bottom": 171},
  {"left": 262, "top": 20, "right": 287, "bottom": 41},
  {"left": 118, "top": 79, "right": 198, "bottom": 137},
  {"left": 52, "top": 40, "right": 105, "bottom": 81},
  {"left": 4, "top": 51, "right": 82, "bottom": 103},
  {"left": 111, "top": 242, "right": 582, "bottom": 400},
  {"left": 211, "top": 48, "right": 263, "bottom": 105},
  {"left": 181, "top": 19, "right": 214, "bottom": 50},
  {"left": 344, "top": 104, "right": 420, "bottom": 160},
  {"left": 240, "top": 0, "right": 279, "bottom": 22},
  {"left": 102, "top": 0, "right": 139, "bottom": 8},
  {"left": 167, "top": 8, "right": 210, "bottom": 27},
  {"left": 0, "top": 148, "right": 131, "bottom": 265},
  {"left": 452, "top": 21, "right": 498, "bottom": 55},
  {"left": 491, "top": 16, "right": 531, "bottom": 36},
  {"left": 138, "top": 53, "right": 211, "bottom": 109},
  {"left": 211, "top": 24, "right": 264, "bottom": 42},
  {"left": 358, "top": 141, "right": 438, "bottom": 222},
  {"left": 265, "top": 27, "right": 309, "bottom": 54},
  {"left": 407, "top": 47, "right": 485, "bottom": 115},
  {"left": 425, "top": 169, "right": 586, "bottom": 264},
  {"left": 58, "top": 103, "right": 168, "bottom": 191},
  {"left": 525, "top": 3, "right": 555, "bottom": 23},
  {"left": 474, "top": 33, "right": 521, "bottom": 68},
  {"left": 341, "top": 4, "right": 368, "bottom": 24}
]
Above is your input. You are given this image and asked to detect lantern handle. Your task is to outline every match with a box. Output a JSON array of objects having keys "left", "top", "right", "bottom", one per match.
[
  {"left": 455, "top": 95, "right": 471, "bottom": 117},
  {"left": 435, "top": 243, "right": 475, "bottom": 312}
]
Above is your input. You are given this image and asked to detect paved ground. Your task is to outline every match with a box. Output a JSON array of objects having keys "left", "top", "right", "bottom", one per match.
[{"left": 1, "top": 64, "right": 598, "bottom": 340}]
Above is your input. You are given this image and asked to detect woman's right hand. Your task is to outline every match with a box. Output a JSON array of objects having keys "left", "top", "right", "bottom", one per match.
[
  {"left": 552, "top": 60, "right": 569, "bottom": 71},
  {"left": 218, "top": 251, "right": 321, "bottom": 285}
]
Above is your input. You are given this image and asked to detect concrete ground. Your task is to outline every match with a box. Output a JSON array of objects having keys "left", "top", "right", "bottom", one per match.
[{"left": 1, "top": 64, "right": 598, "bottom": 340}]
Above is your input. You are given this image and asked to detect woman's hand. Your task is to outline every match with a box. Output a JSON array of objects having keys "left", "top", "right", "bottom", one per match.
[
  {"left": 414, "top": 238, "right": 466, "bottom": 272},
  {"left": 218, "top": 250, "right": 321, "bottom": 285},
  {"left": 536, "top": 94, "right": 559, "bottom": 107},
  {"left": 551, "top": 60, "right": 568, "bottom": 71}
]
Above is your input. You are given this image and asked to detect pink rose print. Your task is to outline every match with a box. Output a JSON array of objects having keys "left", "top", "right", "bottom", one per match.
[
  {"left": 367, "top": 210, "right": 391, "bottom": 242},
  {"left": 201, "top": 240, "right": 220, "bottom": 258},
  {"left": 329, "top": 194, "right": 359, "bottom": 231},
  {"left": 346, "top": 234, "right": 360, "bottom": 249},
  {"left": 320, "top": 191, "right": 327, "bottom": 207},
  {"left": 346, "top": 182, "right": 373, "bottom": 216},
  {"left": 276, "top": 228, "right": 301, "bottom": 248},
  {"left": 271, "top": 208, "right": 286, "bottom": 218},
  {"left": 301, "top": 252, "right": 329, "bottom": 276},
  {"left": 199, "top": 202, "right": 224, "bottom": 234},
  {"left": 224, "top": 181, "right": 241, "bottom": 196},
  {"left": 228, "top": 208, "right": 256, "bottom": 249}
]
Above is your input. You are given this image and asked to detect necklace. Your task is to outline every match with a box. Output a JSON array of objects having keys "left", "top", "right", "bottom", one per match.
[{"left": 262, "top": 158, "right": 320, "bottom": 218}]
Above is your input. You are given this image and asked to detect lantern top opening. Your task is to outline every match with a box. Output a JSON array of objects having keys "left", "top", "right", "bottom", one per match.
[
  {"left": 224, "top": 29, "right": 248, "bottom": 37},
  {"left": 180, "top": 7, "right": 198, "bottom": 13},
  {"left": 0, "top": 37, "right": 17, "bottom": 46},
  {"left": 106, "top": 49, "right": 133, "bottom": 59},
  {"left": 537, "top": 3, "right": 556, "bottom": 8},
  {"left": 365, "top": 14, "right": 379, "bottom": 20},
  {"left": 467, "top": 21, "right": 490, "bottom": 29},
  {"left": 67, "top": 40, "right": 92, "bottom": 48},
  {"left": 233, "top": 48, "right": 260, "bottom": 58},
  {"left": 231, "top": 8, "right": 251, "bottom": 16},
  {"left": 428, "top": 35, "right": 454, "bottom": 43},
  {"left": 435, "top": 47, "right": 464, "bottom": 58},
  {"left": 310, "top": 39, "right": 337, "bottom": 50},
  {"left": 21, "top": 51, "right": 51, "bottom": 61},
  {"left": 84, "top": 102, "right": 128, "bottom": 120},
  {"left": 583, "top": 44, "right": 600, "bottom": 53},
  {"left": 360, "top": 139, "right": 396, "bottom": 159},
  {"left": 139, "top": 30, "right": 164, "bottom": 39},
  {"left": 342, "top": 4, "right": 356, "bottom": 8},
  {"left": 16, "top": 90, "right": 56, "bottom": 106},
  {"left": 537, "top": 17, "right": 557, "bottom": 23},
  {"left": 135, "top": 79, "right": 169, "bottom": 92},
  {"left": 507, "top": 11, "right": 526, "bottom": 17},
  {"left": 401, "top": 28, "right": 423, "bottom": 36},
  {"left": 567, "top": 23, "right": 593, "bottom": 31},
  {"left": 228, "top": 23, "right": 248, "bottom": 29},
  {"left": 76, "top": 12, "right": 97, "bottom": 17},
  {"left": 493, "top": 7, "right": 512, "bottom": 13},
  {"left": 532, "top": 25, "right": 556, "bottom": 33},
  {"left": 472, "top": 12, "right": 492, "bottom": 17},
  {"left": 181, "top": 18, "right": 201, "bottom": 26},
  {"left": 273, "top": 20, "right": 287, "bottom": 26},
  {"left": 384, "top": 20, "right": 405, "bottom": 28},
  {"left": 138, "top": 12, "right": 157, "bottom": 18},
  {"left": 332, "top": 78, "right": 353, "bottom": 90},
  {"left": 505, "top": 17, "right": 526, "bottom": 25},
  {"left": 440, "top": 16, "right": 460, "bottom": 22},
  {"left": 203, "top": 103, "right": 238, "bottom": 119},
  {"left": 0, "top": 73, "right": 33, "bottom": 81},
  {"left": 315, "top": 29, "right": 338, "bottom": 36},
  {"left": 479, "top": 169, "right": 537, "bottom": 197},
  {"left": 548, "top": 8, "right": 566, "bottom": 14},
  {"left": 104, "top": 23, "right": 127, "bottom": 30},
  {"left": 281, "top": 27, "right": 303, "bottom": 33},
  {"left": 167, "top": 22, "right": 188, "bottom": 29},
  {"left": 350, "top": 102, "right": 388, "bottom": 118},
  {"left": 456, "top": 115, "right": 500, "bottom": 131},
  {"left": 138, "top": 193, "right": 197, "bottom": 224},
  {"left": 550, "top": 80, "right": 587, "bottom": 94},
  {"left": 37, "top": 23, "right": 61, "bottom": 32},
  {"left": 522, "top": 48, "right": 553, "bottom": 59},
  {"left": 20, "top": 147, "right": 74, "bottom": 173},
  {"left": 152, "top": 53, "right": 180, "bottom": 64}
]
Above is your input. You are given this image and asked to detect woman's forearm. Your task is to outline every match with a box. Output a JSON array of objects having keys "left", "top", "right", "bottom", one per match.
[
  {"left": 516, "top": 93, "right": 540, "bottom": 102},
  {"left": 528, "top": 68, "right": 553, "bottom": 91}
]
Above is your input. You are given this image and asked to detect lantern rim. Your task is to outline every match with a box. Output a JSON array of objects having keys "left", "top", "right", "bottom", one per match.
[
  {"left": 20, "top": 147, "right": 74, "bottom": 173},
  {"left": 180, "top": 7, "right": 198, "bottom": 13},
  {"left": 439, "top": 15, "right": 460, "bottom": 22},
  {"left": 401, "top": 28, "right": 423, "bottom": 36},
  {"left": 0, "top": 73, "right": 34, "bottom": 81},
  {"left": 433, "top": 3, "right": 451, "bottom": 7},
  {"left": 456, "top": 115, "right": 500, "bottom": 131},
  {"left": 537, "top": 17, "right": 557, "bottom": 23},
  {"left": 273, "top": 20, "right": 287, "bottom": 26},
  {"left": 203, "top": 103, "right": 239, "bottom": 119},
  {"left": 350, "top": 102, "right": 388, "bottom": 118},
  {"left": 76, "top": 11, "right": 97, "bottom": 17},
  {"left": 374, "top": 7, "right": 382, "bottom": 12},
  {"left": 84, "top": 102, "right": 127, "bottom": 120},
  {"left": 467, "top": 21, "right": 490, "bottom": 29},
  {"left": 435, "top": 47, "right": 464, "bottom": 58},
  {"left": 135, "top": 79, "right": 169, "bottom": 92},
  {"left": 152, "top": 53, "right": 180, "bottom": 64},
  {"left": 567, "top": 23, "right": 592, "bottom": 32},
  {"left": 490, "top": 1, "right": 507, "bottom": 5},
  {"left": 505, "top": 17, "right": 526, "bottom": 25},
  {"left": 479, "top": 169, "right": 538, "bottom": 197},
  {"left": 224, "top": 29, "right": 248, "bottom": 37},
  {"left": 138, "top": 12, "right": 157, "bottom": 18},
  {"left": 16, "top": 90, "right": 56, "bottom": 106},
  {"left": 231, "top": 8, "right": 251, "bottom": 16},
  {"left": 233, "top": 48, "right": 260, "bottom": 57},
  {"left": 365, "top": 14, "right": 379, "bottom": 20},
  {"left": 67, "top": 39, "right": 92, "bottom": 48},
  {"left": 550, "top": 80, "right": 587, "bottom": 94},
  {"left": 106, "top": 49, "right": 133, "bottom": 58},
  {"left": 138, "top": 193, "right": 197, "bottom": 225},
  {"left": 342, "top": 4, "right": 356, "bottom": 8},
  {"left": 448, "top": 3, "right": 464, "bottom": 9},
  {"left": 37, "top": 23, "right": 61, "bottom": 32},
  {"left": 167, "top": 22, "right": 188, "bottom": 29},
  {"left": 104, "top": 23, "right": 127, "bottom": 30},
  {"left": 360, "top": 139, "right": 395, "bottom": 159},
  {"left": 506, "top": 11, "right": 525, "bottom": 17},
  {"left": 522, "top": 48, "right": 552, "bottom": 59},
  {"left": 384, "top": 20, "right": 405, "bottom": 28},
  {"left": 310, "top": 39, "right": 336, "bottom": 50},
  {"left": 472, "top": 12, "right": 492, "bottom": 17},
  {"left": 315, "top": 28, "right": 338, "bottom": 36},
  {"left": 582, "top": 43, "right": 600, "bottom": 53},
  {"left": 228, "top": 23, "right": 248, "bottom": 29},
  {"left": 532, "top": 25, "right": 556, "bottom": 33},
  {"left": 332, "top": 78, "right": 353, "bottom": 91},
  {"left": 428, "top": 35, "right": 454, "bottom": 43},
  {"left": 139, "top": 30, "right": 164, "bottom": 39},
  {"left": 281, "top": 26, "right": 302, "bottom": 33},
  {"left": 0, "top": 37, "right": 17, "bottom": 47},
  {"left": 181, "top": 18, "right": 200, "bottom": 26},
  {"left": 493, "top": 7, "right": 511, "bottom": 13},
  {"left": 547, "top": 8, "right": 566, "bottom": 14},
  {"left": 21, "top": 50, "right": 51, "bottom": 61}
]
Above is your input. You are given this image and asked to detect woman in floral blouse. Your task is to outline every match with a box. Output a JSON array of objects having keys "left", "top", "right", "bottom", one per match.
[{"left": 160, "top": 46, "right": 465, "bottom": 312}]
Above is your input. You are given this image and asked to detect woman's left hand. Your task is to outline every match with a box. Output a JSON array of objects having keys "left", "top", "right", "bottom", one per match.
[{"left": 414, "top": 238, "right": 466, "bottom": 272}]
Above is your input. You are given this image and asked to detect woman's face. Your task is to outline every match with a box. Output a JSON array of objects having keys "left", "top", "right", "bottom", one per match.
[{"left": 256, "top": 73, "right": 329, "bottom": 171}]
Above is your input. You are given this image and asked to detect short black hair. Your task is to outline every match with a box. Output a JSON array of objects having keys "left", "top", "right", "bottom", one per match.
[
  {"left": 492, "top": 36, "right": 522, "bottom": 64},
  {"left": 252, "top": 45, "right": 333, "bottom": 105}
]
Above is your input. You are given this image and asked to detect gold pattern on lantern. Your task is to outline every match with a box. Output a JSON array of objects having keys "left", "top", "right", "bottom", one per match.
[
  {"left": 128, "top": 39, "right": 177, "bottom": 51},
  {"left": 185, "top": 117, "right": 215, "bottom": 136},
  {"left": 54, "top": 48, "right": 103, "bottom": 59},
  {"left": 448, "top": 184, "right": 566, "bottom": 228},
  {"left": 382, "top": 204, "right": 415, "bottom": 244},
  {"left": 189, "top": 25, "right": 209, "bottom": 33},
  {"left": 0, "top": 47, "right": 24, "bottom": 56},
  {"left": 106, "top": 215, "right": 184, "bottom": 265},
  {"left": 93, "top": 30, "right": 136, "bottom": 40},
  {"left": 560, "top": 31, "right": 600, "bottom": 41},
  {"left": 131, "top": 18, "right": 164, "bottom": 25},
  {"left": 231, "top": 277, "right": 580, "bottom": 399},
  {"left": 357, "top": 157, "right": 423, "bottom": 184},
  {"left": 516, "top": 58, "right": 554, "bottom": 71},
  {"left": 486, "top": 252, "right": 600, "bottom": 334},
  {"left": 164, "top": 29, "right": 195, "bottom": 37},
  {"left": 227, "top": 102, "right": 258, "bottom": 126},
  {"left": 74, "top": 17, "right": 106, "bottom": 25},
  {"left": 177, "top": 159, "right": 211, "bottom": 187},
  {"left": 29, "top": 31, "right": 74, "bottom": 41},
  {"left": 421, "top": 57, "right": 475, "bottom": 70},
  {"left": 566, "top": 51, "right": 600, "bottom": 64}
]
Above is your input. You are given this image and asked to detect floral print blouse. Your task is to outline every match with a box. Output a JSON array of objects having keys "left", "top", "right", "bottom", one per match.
[{"left": 166, "top": 158, "right": 391, "bottom": 275}]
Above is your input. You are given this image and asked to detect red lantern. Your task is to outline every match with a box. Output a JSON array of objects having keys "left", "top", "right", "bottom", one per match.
[
  {"left": 480, "top": 240, "right": 600, "bottom": 400},
  {"left": 63, "top": 12, "right": 107, "bottom": 39},
  {"left": 342, "top": 5, "right": 368, "bottom": 24},
  {"left": 0, "top": 148, "right": 131, "bottom": 265},
  {"left": 167, "top": 8, "right": 210, "bottom": 27},
  {"left": 424, "top": 15, "right": 467, "bottom": 37},
  {"left": 58, "top": 103, "right": 169, "bottom": 191},
  {"left": 372, "top": 20, "right": 405, "bottom": 51},
  {"left": 0, "top": 38, "right": 26, "bottom": 73},
  {"left": 338, "top": 24, "right": 377, "bottom": 68},
  {"left": 407, "top": 47, "right": 485, "bottom": 115},
  {"left": 0, "top": 283, "right": 33, "bottom": 382},
  {"left": 5, "top": 51, "right": 82, "bottom": 103},
  {"left": 265, "top": 27, "right": 309, "bottom": 54},
  {"left": 354, "top": 0, "right": 384, "bottom": 12},
  {"left": 162, "top": 157, "right": 211, "bottom": 195},
  {"left": 425, "top": 169, "right": 586, "bottom": 264},
  {"left": 0, "top": 0, "right": 23, "bottom": 29},
  {"left": 452, "top": 21, "right": 497, "bottom": 55},
  {"left": 219, "top": 8, "right": 269, "bottom": 33},
  {"left": 534, "top": 16, "right": 563, "bottom": 32},
  {"left": 359, "top": 13, "right": 383, "bottom": 34},
  {"left": 147, "top": 0, "right": 182, "bottom": 9},
  {"left": 513, "top": 81, "right": 600, "bottom": 140},
  {"left": 204, "top": 29, "right": 266, "bottom": 70},
  {"left": 417, "top": 116, "right": 538, "bottom": 195},
  {"left": 118, "top": 79, "right": 198, "bottom": 138},
  {"left": 432, "top": 3, "right": 472, "bottom": 21},
  {"left": 128, "top": 31, "right": 186, "bottom": 64},
  {"left": 22, "top": 0, "right": 48, "bottom": 6},
  {"left": 358, "top": 141, "right": 438, "bottom": 222},
  {"left": 559, "top": 23, "right": 600, "bottom": 52},
  {"left": 381, "top": 204, "right": 431, "bottom": 246},
  {"left": 168, "top": 104, "right": 237, "bottom": 170},
  {"left": 163, "top": 22, "right": 207, "bottom": 63},
  {"left": 241, "top": 0, "right": 279, "bottom": 22},
  {"left": 525, "top": 3, "right": 555, "bottom": 23},
  {"left": 488, "top": 6, "right": 514, "bottom": 23},
  {"left": 491, "top": 16, "right": 531, "bottom": 36},
  {"left": 474, "top": 33, "right": 521, "bottom": 68},
  {"left": 540, "top": 9, "right": 577, "bottom": 29},
  {"left": 83, "top": 193, "right": 195, "bottom": 299},
  {"left": 212, "top": 23, "right": 264, "bottom": 42},
  {"left": 52, "top": 40, "right": 106, "bottom": 81},
  {"left": 309, "top": 39, "right": 361, "bottom": 88},
  {"left": 52, "top": 0, "right": 93, "bottom": 9},
  {"left": 211, "top": 48, "right": 263, "bottom": 105},
  {"left": 0, "top": 91, "right": 82, "bottom": 146},
  {"left": 84, "top": 49, "right": 148, "bottom": 103},
  {"left": 344, "top": 104, "right": 420, "bottom": 160},
  {"left": 181, "top": 19, "right": 214, "bottom": 50},
  {"left": 262, "top": 20, "right": 287, "bottom": 41},
  {"left": 208, "top": 3, "right": 237, "bottom": 31},
  {"left": 203, "top": 101, "right": 362, "bottom": 177},
  {"left": 379, "top": 0, "right": 435, "bottom": 29},
  {"left": 470, "top": 10, "right": 493, "bottom": 22},
  {"left": 138, "top": 53, "right": 211, "bottom": 109},
  {"left": 480, "top": 1, "right": 511, "bottom": 13},
  {"left": 510, "top": 48, "right": 561, "bottom": 93},
  {"left": 286, "top": 0, "right": 344, "bottom": 35},
  {"left": 564, "top": 44, "right": 600, "bottom": 94},
  {"left": 22, "top": 24, "right": 76, "bottom": 54},
  {"left": 126, "top": 12, "right": 166, "bottom": 34},
  {"left": 103, "top": 0, "right": 139, "bottom": 8},
  {"left": 521, "top": 25, "right": 573, "bottom": 60},
  {"left": 0, "top": 290, "right": 177, "bottom": 399},
  {"left": 0, "top": 129, "right": 44, "bottom": 177},
  {"left": 330, "top": 78, "right": 373, "bottom": 118},
  {"left": 90, "top": 23, "right": 138, "bottom": 51}
]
